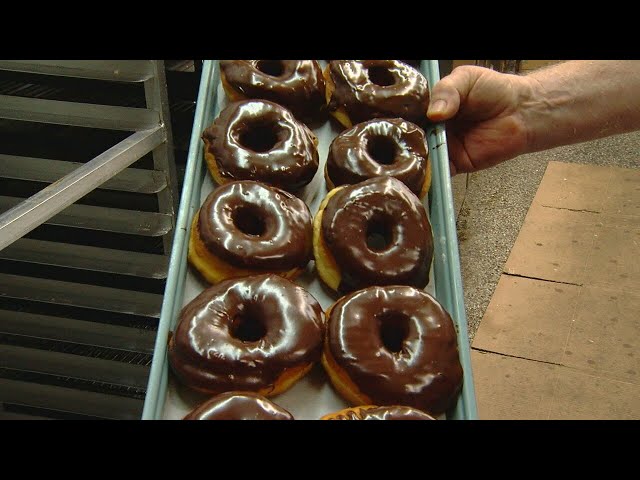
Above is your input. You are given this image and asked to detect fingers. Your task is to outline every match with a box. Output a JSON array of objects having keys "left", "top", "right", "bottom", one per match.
[{"left": 427, "top": 66, "right": 482, "bottom": 122}]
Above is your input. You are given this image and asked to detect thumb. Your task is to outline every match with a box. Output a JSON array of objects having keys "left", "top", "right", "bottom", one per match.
[{"left": 427, "top": 66, "right": 478, "bottom": 122}]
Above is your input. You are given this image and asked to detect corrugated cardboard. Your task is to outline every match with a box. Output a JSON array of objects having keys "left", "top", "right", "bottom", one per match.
[
  {"left": 602, "top": 167, "right": 640, "bottom": 217},
  {"left": 472, "top": 349, "right": 640, "bottom": 420},
  {"left": 562, "top": 285, "right": 640, "bottom": 383},
  {"left": 472, "top": 161, "right": 639, "bottom": 419},
  {"left": 532, "top": 161, "right": 613, "bottom": 212},
  {"left": 471, "top": 350, "right": 557, "bottom": 420},
  {"left": 584, "top": 217, "right": 640, "bottom": 290},
  {"left": 503, "top": 204, "right": 598, "bottom": 285},
  {"left": 547, "top": 368, "right": 640, "bottom": 420},
  {"left": 473, "top": 275, "right": 581, "bottom": 364}
]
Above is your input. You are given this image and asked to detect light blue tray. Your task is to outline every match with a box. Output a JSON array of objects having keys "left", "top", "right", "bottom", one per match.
[{"left": 142, "top": 60, "right": 477, "bottom": 420}]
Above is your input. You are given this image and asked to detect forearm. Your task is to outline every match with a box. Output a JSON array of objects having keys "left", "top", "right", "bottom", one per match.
[{"left": 520, "top": 60, "right": 640, "bottom": 153}]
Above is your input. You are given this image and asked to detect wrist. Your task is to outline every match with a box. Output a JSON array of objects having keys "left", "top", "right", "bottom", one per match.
[{"left": 512, "top": 73, "right": 549, "bottom": 155}]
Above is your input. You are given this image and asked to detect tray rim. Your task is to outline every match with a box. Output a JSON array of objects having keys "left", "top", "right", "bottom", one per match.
[
  {"left": 142, "top": 59, "right": 478, "bottom": 420},
  {"left": 422, "top": 61, "right": 478, "bottom": 420}
]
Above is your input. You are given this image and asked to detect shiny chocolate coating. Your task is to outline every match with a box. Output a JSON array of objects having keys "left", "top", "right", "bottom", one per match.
[
  {"left": 327, "top": 285, "right": 463, "bottom": 415},
  {"left": 220, "top": 60, "right": 326, "bottom": 124},
  {"left": 202, "top": 99, "right": 319, "bottom": 191},
  {"left": 169, "top": 274, "right": 325, "bottom": 394},
  {"left": 326, "top": 405, "right": 435, "bottom": 420},
  {"left": 326, "top": 118, "right": 429, "bottom": 196},
  {"left": 328, "top": 60, "right": 430, "bottom": 124},
  {"left": 321, "top": 176, "right": 433, "bottom": 292},
  {"left": 198, "top": 181, "right": 312, "bottom": 271},
  {"left": 184, "top": 392, "right": 294, "bottom": 420}
]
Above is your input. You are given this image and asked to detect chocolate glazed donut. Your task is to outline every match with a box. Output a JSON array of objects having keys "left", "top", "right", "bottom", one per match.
[
  {"left": 198, "top": 181, "right": 312, "bottom": 271},
  {"left": 321, "top": 176, "right": 433, "bottom": 293},
  {"left": 324, "top": 285, "right": 463, "bottom": 415},
  {"left": 169, "top": 274, "right": 325, "bottom": 396},
  {"left": 220, "top": 60, "right": 326, "bottom": 124},
  {"left": 322, "top": 405, "right": 435, "bottom": 420},
  {"left": 326, "top": 118, "right": 431, "bottom": 197},
  {"left": 184, "top": 392, "right": 294, "bottom": 420},
  {"left": 326, "top": 60, "right": 430, "bottom": 126},
  {"left": 202, "top": 99, "right": 319, "bottom": 191}
]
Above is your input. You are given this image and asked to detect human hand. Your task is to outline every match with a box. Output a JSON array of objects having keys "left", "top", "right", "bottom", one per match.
[{"left": 427, "top": 65, "right": 531, "bottom": 175}]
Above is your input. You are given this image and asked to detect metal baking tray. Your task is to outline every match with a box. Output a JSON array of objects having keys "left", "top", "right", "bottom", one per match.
[{"left": 142, "top": 60, "right": 478, "bottom": 420}]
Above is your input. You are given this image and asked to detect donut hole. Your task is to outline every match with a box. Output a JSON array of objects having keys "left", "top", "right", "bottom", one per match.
[
  {"left": 367, "top": 135, "right": 398, "bottom": 165},
  {"left": 367, "top": 66, "right": 396, "bottom": 87},
  {"left": 366, "top": 216, "right": 394, "bottom": 251},
  {"left": 256, "top": 60, "right": 285, "bottom": 77},
  {"left": 239, "top": 122, "right": 279, "bottom": 153},
  {"left": 229, "top": 305, "right": 267, "bottom": 343},
  {"left": 233, "top": 206, "right": 266, "bottom": 236},
  {"left": 377, "top": 312, "right": 410, "bottom": 353}
]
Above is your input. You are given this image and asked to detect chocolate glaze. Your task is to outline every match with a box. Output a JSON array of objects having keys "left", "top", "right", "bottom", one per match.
[
  {"left": 327, "top": 405, "right": 435, "bottom": 420},
  {"left": 202, "top": 99, "right": 319, "bottom": 191},
  {"left": 327, "top": 285, "right": 463, "bottom": 415},
  {"left": 198, "top": 181, "right": 312, "bottom": 270},
  {"left": 328, "top": 60, "right": 429, "bottom": 124},
  {"left": 169, "top": 274, "right": 325, "bottom": 394},
  {"left": 184, "top": 392, "right": 294, "bottom": 420},
  {"left": 220, "top": 60, "right": 326, "bottom": 124},
  {"left": 321, "top": 176, "right": 433, "bottom": 293},
  {"left": 326, "top": 118, "right": 429, "bottom": 196}
]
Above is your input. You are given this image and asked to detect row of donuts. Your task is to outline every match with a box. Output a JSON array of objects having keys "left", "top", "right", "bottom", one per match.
[
  {"left": 188, "top": 176, "right": 432, "bottom": 293},
  {"left": 219, "top": 60, "right": 429, "bottom": 127},
  {"left": 170, "top": 276, "right": 463, "bottom": 420},
  {"left": 185, "top": 392, "right": 436, "bottom": 421}
]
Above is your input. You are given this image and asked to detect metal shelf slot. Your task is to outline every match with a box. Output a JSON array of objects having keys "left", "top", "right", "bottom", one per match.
[
  {"left": 0, "top": 154, "right": 168, "bottom": 194},
  {"left": 0, "top": 239, "right": 168, "bottom": 279},
  {"left": 0, "top": 273, "right": 163, "bottom": 317},
  {"left": 0, "top": 379, "right": 143, "bottom": 420},
  {"left": 1, "top": 344, "right": 150, "bottom": 389},
  {"left": 0, "top": 196, "right": 172, "bottom": 237},
  {"left": 0, "top": 95, "right": 160, "bottom": 130},
  {"left": 0, "top": 60, "right": 154, "bottom": 82},
  {"left": 0, "top": 309, "right": 156, "bottom": 353}
]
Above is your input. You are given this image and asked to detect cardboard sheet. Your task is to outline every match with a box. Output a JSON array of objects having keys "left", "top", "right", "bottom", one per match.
[
  {"left": 472, "top": 349, "right": 640, "bottom": 420},
  {"left": 473, "top": 161, "right": 640, "bottom": 420},
  {"left": 472, "top": 275, "right": 581, "bottom": 364},
  {"left": 471, "top": 350, "right": 557, "bottom": 420}
]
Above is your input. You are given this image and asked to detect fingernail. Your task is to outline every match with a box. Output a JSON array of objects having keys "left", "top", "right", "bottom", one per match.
[{"left": 428, "top": 99, "right": 447, "bottom": 117}]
